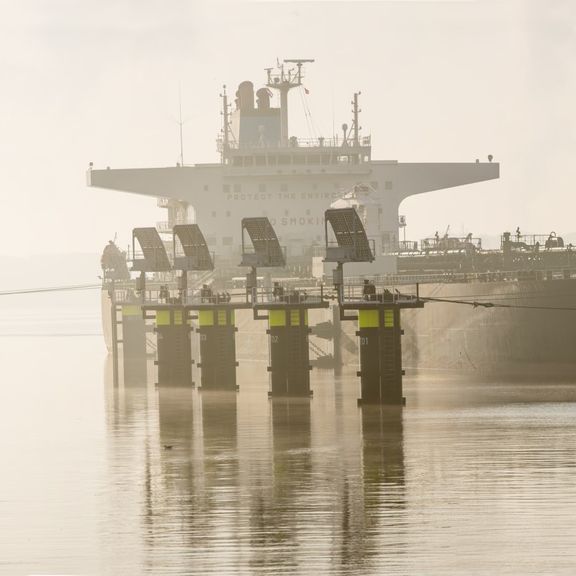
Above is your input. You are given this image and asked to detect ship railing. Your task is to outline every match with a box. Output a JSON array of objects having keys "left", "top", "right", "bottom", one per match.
[
  {"left": 106, "top": 280, "right": 178, "bottom": 306},
  {"left": 501, "top": 232, "right": 572, "bottom": 250},
  {"left": 250, "top": 285, "right": 326, "bottom": 306},
  {"left": 341, "top": 268, "right": 576, "bottom": 286},
  {"left": 376, "top": 271, "right": 510, "bottom": 285},
  {"left": 156, "top": 218, "right": 195, "bottom": 233},
  {"left": 420, "top": 237, "right": 482, "bottom": 251},
  {"left": 223, "top": 135, "right": 371, "bottom": 151},
  {"left": 118, "top": 284, "right": 327, "bottom": 307},
  {"left": 179, "top": 290, "right": 245, "bottom": 306},
  {"left": 156, "top": 221, "right": 172, "bottom": 233},
  {"left": 340, "top": 281, "right": 420, "bottom": 306},
  {"left": 397, "top": 240, "right": 419, "bottom": 252}
]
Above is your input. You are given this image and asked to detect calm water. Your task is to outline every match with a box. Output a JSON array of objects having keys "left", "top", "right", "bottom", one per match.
[{"left": 1, "top": 297, "right": 576, "bottom": 575}]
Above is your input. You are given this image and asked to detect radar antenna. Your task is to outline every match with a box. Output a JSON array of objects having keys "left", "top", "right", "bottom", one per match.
[{"left": 266, "top": 58, "right": 315, "bottom": 146}]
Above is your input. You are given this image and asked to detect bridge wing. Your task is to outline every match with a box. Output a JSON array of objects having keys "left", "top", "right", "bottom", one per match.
[
  {"left": 388, "top": 162, "right": 500, "bottom": 199},
  {"left": 87, "top": 167, "right": 194, "bottom": 198}
]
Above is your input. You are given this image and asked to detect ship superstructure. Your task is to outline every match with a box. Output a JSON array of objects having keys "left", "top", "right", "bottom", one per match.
[{"left": 87, "top": 60, "right": 499, "bottom": 270}]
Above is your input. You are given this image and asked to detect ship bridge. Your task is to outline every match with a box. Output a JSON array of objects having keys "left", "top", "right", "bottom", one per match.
[{"left": 219, "top": 135, "right": 372, "bottom": 170}]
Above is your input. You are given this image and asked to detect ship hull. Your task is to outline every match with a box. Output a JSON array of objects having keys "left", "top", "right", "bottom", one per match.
[
  {"left": 400, "top": 279, "right": 576, "bottom": 381},
  {"left": 101, "top": 289, "right": 113, "bottom": 353}
]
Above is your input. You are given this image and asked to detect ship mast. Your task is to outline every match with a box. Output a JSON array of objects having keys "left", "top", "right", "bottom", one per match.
[
  {"left": 351, "top": 92, "right": 361, "bottom": 148},
  {"left": 178, "top": 86, "right": 185, "bottom": 166},
  {"left": 266, "top": 58, "right": 314, "bottom": 146},
  {"left": 220, "top": 85, "right": 232, "bottom": 163}
]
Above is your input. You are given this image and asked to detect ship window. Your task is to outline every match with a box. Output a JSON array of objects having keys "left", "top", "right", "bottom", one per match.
[
  {"left": 258, "top": 183, "right": 267, "bottom": 193},
  {"left": 226, "top": 211, "right": 231, "bottom": 217},
  {"left": 385, "top": 181, "right": 393, "bottom": 190},
  {"left": 280, "top": 183, "right": 288, "bottom": 192},
  {"left": 211, "top": 211, "right": 217, "bottom": 217},
  {"left": 278, "top": 155, "right": 291, "bottom": 165},
  {"left": 307, "top": 155, "right": 321, "bottom": 165},
  {"left": 206, "top": 237, "right": 216, "bottom": 246},
  {"left": 223, "top": 236, "right": 233, "bottom": 246},
  {"left": 321, "top": 155, "right": 331, "bottom": 165},
  {"left": 203, "top": 184, "right": 209, "bottom": 191},
  {"left": 233, "top": 183, "right": 241, "bottom": 193},
  {"left": 337, "top": 155, "right": 350, "bottom": 164},
  {"left": 268, "top": 155, "right": 277, "bottom": 165},
  {"left": 306, "top": 209, "right": 311, "bottom": 216},
  {"left": 312, "top": 183, "right": 318, "bottom": 190},
  {"left": 284, "top": 210, "right": 289, "bottom": 216},
  {"left": 233, "top": 156, "right": 243, "bottom": 167},
  {"left": 244, "top": 156, "right": 253, "bottom": 166},
  {"left": 370, "top": 181, "right": 379, "bottom": 189},
  {"left": 255, "top": 156, "right": 266, "bottom": 166},
  {"left": 223, "top": 184, "right": 230, "bottom": 193}
]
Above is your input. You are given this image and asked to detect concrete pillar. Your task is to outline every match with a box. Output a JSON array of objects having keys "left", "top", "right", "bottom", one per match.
[
  {"left": 267, "top": 307, "right": 312, "bottom": 397},
  {"left": 196, "top": 308, "right": 238, "bottom": 391},
  {"left": 121, "top": 304, "right": 147, "bottom": 385},
  {"left": 154, "top": 308, "right": 193, "bottom": 387},
  {"left": 357, "top": 307, "right": 404, "bottom": 405}
]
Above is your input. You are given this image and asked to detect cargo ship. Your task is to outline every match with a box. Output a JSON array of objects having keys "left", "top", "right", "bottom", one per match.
[{"left": 90, "top": 60, "right": 576, "bottom": 379}]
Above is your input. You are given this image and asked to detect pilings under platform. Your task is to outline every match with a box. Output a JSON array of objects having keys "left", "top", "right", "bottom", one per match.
[
  {"left": 341, "top": 297, "right": 424, "bottom": 406},
  {"left": 144, "top": 306, "right": 194, "bottom": 388},
  {"left": 357, "top": 307, "right": 403, "bottom": 405},
  {"left": 146, "top": 299, "right": 252, "bottom": 391},
  {"left": 254, "top": 294, "right": 329, "bottom": 398},
  {"left": 121, "top": 304, "right": 147, "bottom": 385},
  {"left": 196, "top": 307, "right": 240, "bottom": 391}
]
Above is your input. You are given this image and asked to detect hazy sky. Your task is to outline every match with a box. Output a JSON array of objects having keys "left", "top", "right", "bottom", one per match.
[{"left": 1, "top": 0, "right": 575, "bottom": 256}]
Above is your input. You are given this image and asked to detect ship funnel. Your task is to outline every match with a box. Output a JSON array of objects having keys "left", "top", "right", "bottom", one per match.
[
  {"left": 256, "top": 87, "right": 272, "bottom": 110},
  {"left": 236, "top": 81, "right": 255, "bottom": 111}
]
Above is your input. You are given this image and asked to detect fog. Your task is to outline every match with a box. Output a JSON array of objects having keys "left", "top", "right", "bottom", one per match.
[
  {"left": 3, "top": 5, "right": 576, "bottom": 573},
  {"left": 1, "top": 0, "right": 575, "bottom": 257}
]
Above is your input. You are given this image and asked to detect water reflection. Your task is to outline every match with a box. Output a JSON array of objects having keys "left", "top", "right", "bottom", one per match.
[
  {"left": 200, "top": 390, "right": 240, "bottom": 561},
  {"left": 254, "top": 400, "right": 312, "bottom": 571},
  {"left": 98, "top": 364, "right": 576, "bottom": 575},
  {"left": 158, "top": 386, "right": 194, "bottom": 446},
  {"left": 104, "top": 355, "right": 151, "bottom": 428},
  {"left": 361, "top": 406, "right": 404, "bottom": 498},
  {"left": 8, "top": 304, "right": 576, "bottom": 574},
  {"left": 122, "top": 355, "right": 148, "bottom": 387},
  {"left": 360, "top": 406, "right": 405, "bottom": 569}
]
